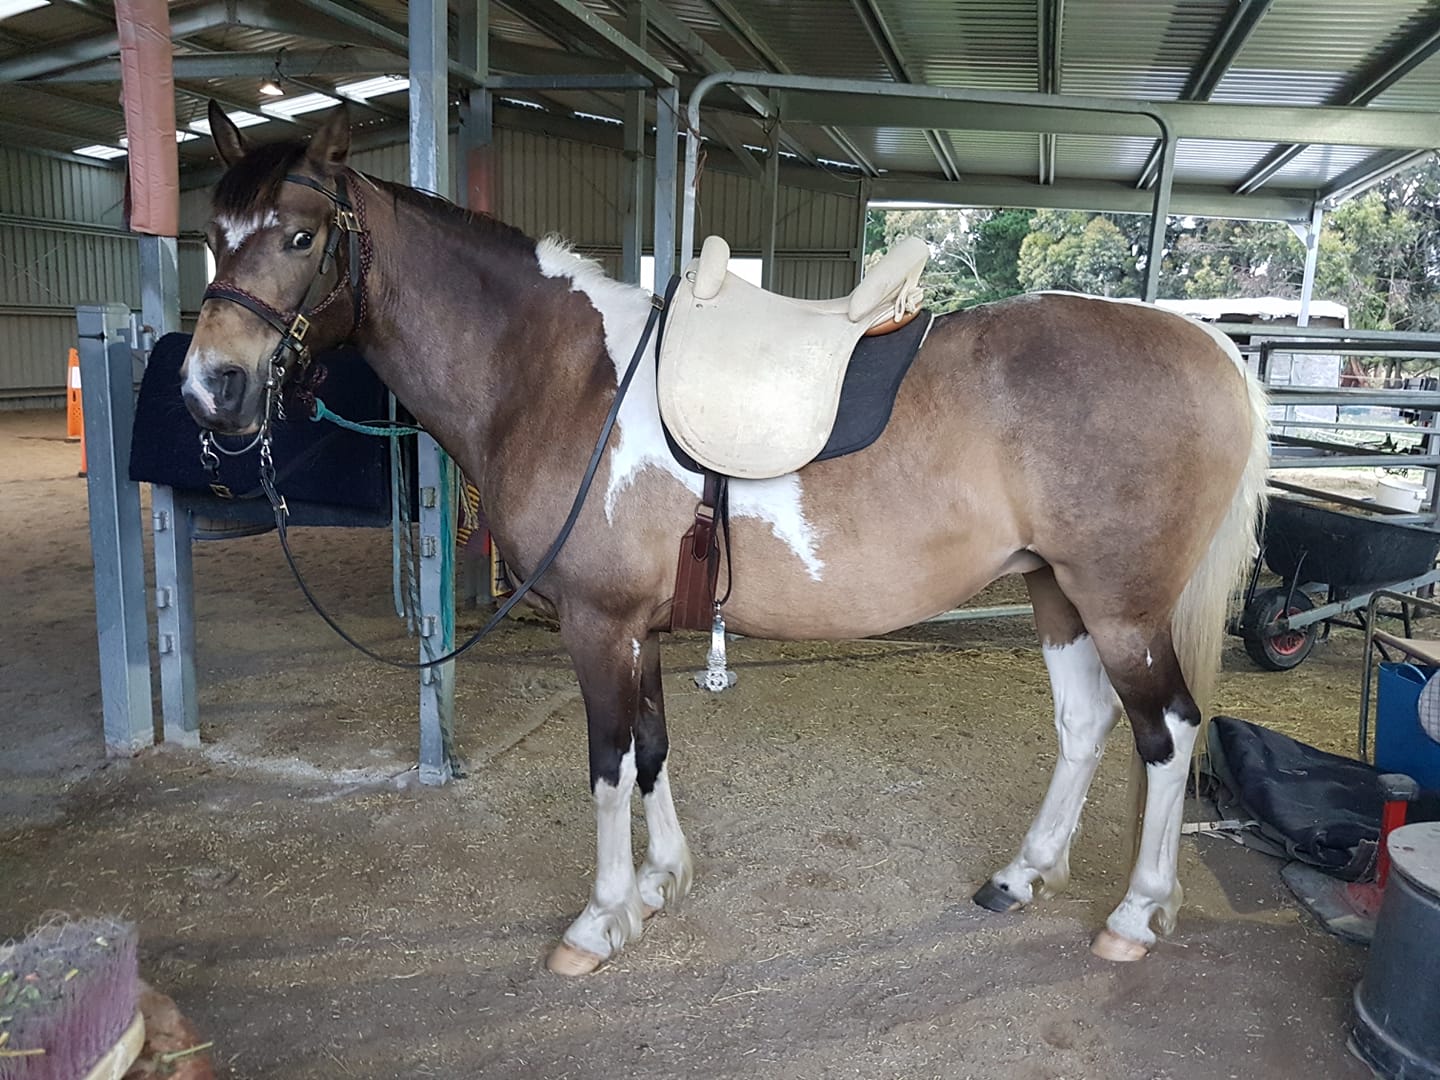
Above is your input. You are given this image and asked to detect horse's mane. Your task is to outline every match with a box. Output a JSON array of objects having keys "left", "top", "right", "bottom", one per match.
[{"left": 212, "top": 138, "right": 534, "bottom": 255}]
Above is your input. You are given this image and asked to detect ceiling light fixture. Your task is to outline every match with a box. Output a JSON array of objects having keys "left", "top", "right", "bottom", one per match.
[{"left": 259, "top": 79, "right": 284, "bottom": 97}]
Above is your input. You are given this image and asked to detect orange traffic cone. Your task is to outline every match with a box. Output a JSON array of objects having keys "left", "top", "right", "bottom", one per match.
[{"left": 66, "top": 348, "right": 87, "bottom": 477}]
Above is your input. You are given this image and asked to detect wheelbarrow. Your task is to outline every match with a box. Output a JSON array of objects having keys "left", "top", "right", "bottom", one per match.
[{"left": 1236, "top": 495, "right": 1440, "bottom": 670}]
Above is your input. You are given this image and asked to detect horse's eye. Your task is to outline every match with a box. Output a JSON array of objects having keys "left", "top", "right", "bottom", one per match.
[{"left": 290, "top": 230, "right": 315, "bottom": 251}]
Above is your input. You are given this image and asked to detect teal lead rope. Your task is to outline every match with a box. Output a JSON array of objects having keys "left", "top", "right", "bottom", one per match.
[{"left": 310, "top": 397, "right": 425, "bottom": 437}]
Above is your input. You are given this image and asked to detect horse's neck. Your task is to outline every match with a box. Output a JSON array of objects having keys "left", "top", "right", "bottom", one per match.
[{"left": 353, "top": 198, "right": 616, "bottom": 484}]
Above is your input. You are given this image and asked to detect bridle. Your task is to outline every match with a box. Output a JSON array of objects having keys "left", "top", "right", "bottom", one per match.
[
  {"left": 198, "top": 171, "right": 372, "bottom": 493},
  {"left": 191, "top": 165, "right": 672, "bottom": 679}
]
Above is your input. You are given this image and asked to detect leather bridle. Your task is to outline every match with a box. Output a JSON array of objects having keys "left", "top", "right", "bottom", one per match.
[{"left": 200, "top": 171, "right": 371, "bottom": 431}]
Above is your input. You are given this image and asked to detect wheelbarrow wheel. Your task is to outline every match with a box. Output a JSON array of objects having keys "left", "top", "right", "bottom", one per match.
[{"left": 1242, "top": 587, "right": 1318, "bottom": 671}]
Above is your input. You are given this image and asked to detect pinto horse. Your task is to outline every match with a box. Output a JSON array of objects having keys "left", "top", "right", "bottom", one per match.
[{"left": 182, "top": 102, "right": 1268, "bottom": 974}]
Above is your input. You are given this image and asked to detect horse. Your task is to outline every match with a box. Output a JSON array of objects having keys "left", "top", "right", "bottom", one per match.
[{"left": 180, "top": 100, "right": 1269, "bottom": 975}]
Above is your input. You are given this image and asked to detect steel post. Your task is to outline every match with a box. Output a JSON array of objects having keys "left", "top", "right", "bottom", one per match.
[
  {"left": 1295, "top": 203, "right": 1324, "bottom": 327},
  {"left": 620, "top": 3, "right": 647, "bottom": 284},
  {"left": 1143, "top": 125, "right": 1176, "bottom": 301},
  {"left": 139, "top": 234, "right": 199, "bottom": 746},
  {"left": 760, "top": 124, "right": 780, "bottom": 290},
  {"left": 410, "top": 0, "right": 455, "bottom": 786},
  {"left": 77, "top": 302, "right": 154, "bottom": 755},
  {"left": 653, "top": 85, "right": 678, "bottom": 288}
]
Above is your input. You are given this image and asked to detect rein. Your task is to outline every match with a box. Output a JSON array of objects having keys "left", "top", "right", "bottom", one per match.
[
  {"left": 267, "top": 294, "right": 665, "bottom": 670},
  {"left": 198, "top": 170, "right": 667, "bottom": 668}
]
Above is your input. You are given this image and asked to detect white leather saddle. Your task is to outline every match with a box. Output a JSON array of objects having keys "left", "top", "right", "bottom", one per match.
[{"left": 657, "top": 235, "right": 929, "bottom": 480}]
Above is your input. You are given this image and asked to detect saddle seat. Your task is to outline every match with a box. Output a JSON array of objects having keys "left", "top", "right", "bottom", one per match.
[{"left": 657, "top": 234, "right": 929, "bottom": 480}]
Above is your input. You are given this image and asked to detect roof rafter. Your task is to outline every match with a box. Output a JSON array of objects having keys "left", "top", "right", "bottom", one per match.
[
  {"left": 1037, "top": 0, "right": 1062, "bottom": 184},
  {"left": 848, "top": 0, "right": 960, "bottom": 181},
  {"left": 1135, "top": 0, "right": 1274, "bottom": 189},
  {"left": 701, "top": 0, "right": 879, "bottom": 175},
  {"left": 1236, "top": 19, "right": 1440, "bottom": 194}
]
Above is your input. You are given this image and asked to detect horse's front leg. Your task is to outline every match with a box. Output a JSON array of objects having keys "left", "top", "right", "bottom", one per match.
[
  {"left": 635, "top": 632, "right": 693, "bottom": 917},
  {"left": 547, "top": 611, "right": 649, "bottom": 976}
]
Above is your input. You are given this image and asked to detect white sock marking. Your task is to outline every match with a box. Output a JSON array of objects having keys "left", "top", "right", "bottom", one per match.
[
  {"left": 562, "top": 742, "right": 644, "bottom": 958},
  {"left": 993, "top": 636, "right": 1118, "bottom": 903},
  {"left": 1106, "top": 710, "right": 1197, "bottom": 944},
  {"left": 638, "top": 762, "right": 693, "bottom": 911},
  {"left": 534, "top": 237, "right": 826, "bottom": 581}
]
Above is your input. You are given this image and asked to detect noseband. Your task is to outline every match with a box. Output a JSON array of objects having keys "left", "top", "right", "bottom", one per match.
[
  {"left": 201, "top": 171, "right": 371, "bottom": 421},
  {"left": 197, "top": 170, "right": 372, "bottom": 505}
]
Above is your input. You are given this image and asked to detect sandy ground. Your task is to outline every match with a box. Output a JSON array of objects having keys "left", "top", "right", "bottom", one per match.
[{"left": 0, "top": 410, "right": 1381, "bottom": 1079}]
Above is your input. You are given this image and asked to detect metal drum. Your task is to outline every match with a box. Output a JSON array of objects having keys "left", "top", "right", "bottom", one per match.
[{"left": 1352, "top": 821, "right": 1440, "bottom": 1079}]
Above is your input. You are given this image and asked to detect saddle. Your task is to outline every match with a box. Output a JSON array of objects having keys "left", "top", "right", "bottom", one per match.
[
  {"left": 657, "top": 234, "right": 929, "bottom": 481},
  {"left": 656, "top": 235, "right": 931, "bottom": 634}
]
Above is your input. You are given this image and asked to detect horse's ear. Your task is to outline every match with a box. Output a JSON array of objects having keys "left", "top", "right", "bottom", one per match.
[
  {"left": 306, "top": 103, "right": 352, "bottom": 176},
  {"left": 208, "top": 99, "right": 246, "bottom": 168}
]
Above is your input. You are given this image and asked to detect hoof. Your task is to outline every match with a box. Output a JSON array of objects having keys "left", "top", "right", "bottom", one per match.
[
  {"left": 972, "top": 879, "right": 1023, "bottom": 913},
  {"left": 1091, "top": 928, "right": 1149, "bottom": 962},
  {"left": 642, "top": 903, "right": 662, "bottom": 921},
  {"left": 546, "top": 941, "right": 608, "bottom": 976}
]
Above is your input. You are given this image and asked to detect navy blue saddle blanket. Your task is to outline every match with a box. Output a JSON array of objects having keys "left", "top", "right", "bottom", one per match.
[{"left": 129, "top": 332, "right": 393, "bottom": 513}]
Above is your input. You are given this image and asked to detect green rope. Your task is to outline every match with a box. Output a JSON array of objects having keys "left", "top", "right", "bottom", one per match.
[{"left": 311, "top": 397, "right": 424, "bottom": 437}]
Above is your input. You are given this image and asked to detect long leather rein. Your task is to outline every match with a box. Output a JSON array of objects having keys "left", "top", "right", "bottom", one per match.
[{"left": 196, "top": 169, "right": 665, "bottom": 671}]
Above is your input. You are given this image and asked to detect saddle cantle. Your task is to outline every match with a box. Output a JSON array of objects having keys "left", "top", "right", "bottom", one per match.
[{"left": 657, "top": 234, "right": 929, "bottom": 481}]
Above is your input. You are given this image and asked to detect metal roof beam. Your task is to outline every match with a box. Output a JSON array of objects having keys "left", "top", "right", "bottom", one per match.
[
  {"left": 1037, "top": 0, "right": 1062, "bottom": 183},
  {"left": 0, "top": 0, "right": 230, "bottom": 82},
  {"left": 496, "top": 0, "right": 674, "bottom": 86},
  {"left": 1321, "top": 148, "right": 1436, "bottom": 206},
  {"left": 847, "top": 0, "right": 959, "bottom": 180},
  {"left": 773, "top": 87, "right": 1440, "bottom": 148},
  {"left": 1235, "top": 21, "right": 1440, "bottom": 194},
  {"left": 37, "top": 47, "right": 407, "bottom": 82},
  {"left": 1136, "top": 0, "right": 1273, "bottom": 188},
  {"left": 700, "top": 0, "right": 877, "bottom": 174},
  {"left": 872, "top": 175, "right": 1313, "bottom": 223},
  {"left": 636, "top": 0, "right": 810, "bottom": 171},
  {"left": 271, "top": 0, "right": 481, "bottom": 85}
]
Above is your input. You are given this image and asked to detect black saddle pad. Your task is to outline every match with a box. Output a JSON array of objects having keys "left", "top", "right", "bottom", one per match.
[
  {"left": 129, "top": 332, "right": 395, "bottom": 514},
  {"left": 655, "top": 282, "right": 933, "bottom": 476}
]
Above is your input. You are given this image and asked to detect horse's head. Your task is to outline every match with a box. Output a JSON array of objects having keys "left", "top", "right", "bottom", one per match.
[{"left": 182, "top": 99, "right": 360, "bottom": 434}]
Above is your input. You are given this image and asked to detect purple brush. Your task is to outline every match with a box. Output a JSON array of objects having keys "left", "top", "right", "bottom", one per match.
[{"left": 0, "top": 918, "right": 143, "bottom": 1080}]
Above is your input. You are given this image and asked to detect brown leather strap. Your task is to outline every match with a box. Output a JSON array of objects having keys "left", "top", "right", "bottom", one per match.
[{"left": 670, "top": 472, "right": 722, "bottom": 632}]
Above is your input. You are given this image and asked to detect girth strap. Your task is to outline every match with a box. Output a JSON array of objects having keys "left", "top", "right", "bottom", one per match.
[{"left": 671, "top": 471, "right": 730, "bottom": 632}]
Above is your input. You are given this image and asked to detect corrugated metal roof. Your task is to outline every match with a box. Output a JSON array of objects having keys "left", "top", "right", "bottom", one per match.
[
  {"left": 0, "top": 0, "right": 1437, "bottom": 207},
  {"left": 1061, "top": 0, "right": 1231, "bottom": 99}
]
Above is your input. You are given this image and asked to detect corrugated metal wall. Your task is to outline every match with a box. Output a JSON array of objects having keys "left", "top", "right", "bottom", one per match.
[
  {"left": 2, "top": 123, "right": 860, "bottom": 406},
  {"left": 0, "top": 147, "right": 206, "bottom": 406}
]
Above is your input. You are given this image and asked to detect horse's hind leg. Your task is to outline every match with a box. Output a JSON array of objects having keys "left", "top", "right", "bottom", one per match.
[
  {"left": 974, "top": 567, "right": 1120, "bottom": 912},
  {"left": 1082, "top": 619, "right": 1201, "bottom": 962},
  {"left": 635, "top": 633, "right": 693, "bottom": 917},
  {"left": 547, "top": 611, "right": 649, "bottom": 976}
]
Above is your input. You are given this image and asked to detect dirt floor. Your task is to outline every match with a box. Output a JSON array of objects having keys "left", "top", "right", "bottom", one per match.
[{"left": 0, "top": 409, "right": 1384, "bottom": 1079}]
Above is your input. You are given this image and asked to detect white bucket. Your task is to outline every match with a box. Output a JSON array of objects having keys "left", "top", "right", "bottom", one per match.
[{"left": 1376, "top": 476, "right": 1427, "bottom": 512}]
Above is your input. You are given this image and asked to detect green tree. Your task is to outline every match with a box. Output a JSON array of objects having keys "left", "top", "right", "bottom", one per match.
[{"left": 1017, "top": 211, "right": 1138, "bottom": 296}]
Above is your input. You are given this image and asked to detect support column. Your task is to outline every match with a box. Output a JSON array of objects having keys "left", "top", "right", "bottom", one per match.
[
  {"left": 653, "top": 85, "right": 679, "bottom": 288},
  {"left": 1294, "top": 203, "right": 1324, "bottom": 327},
  {"left": 1142, "top": 126, "right": 1177, "bottom": 302},
  {"left": 760, "top": 124, "right": 780, "bottom": 290},
  {"left": 852, "top": 179, "right": 872, "bottom": 289},
  {"left": 140, "top": 234, "right": 199, "bottom": 746},
  {"left": 410, "top": 0, "right": 455, "bottom": 786},
  {"left": 621, "top": 3, "right": 647, "bottom": 285},
  {"left": 77, "top": 302, "right": 154, "bottom": 755}
]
